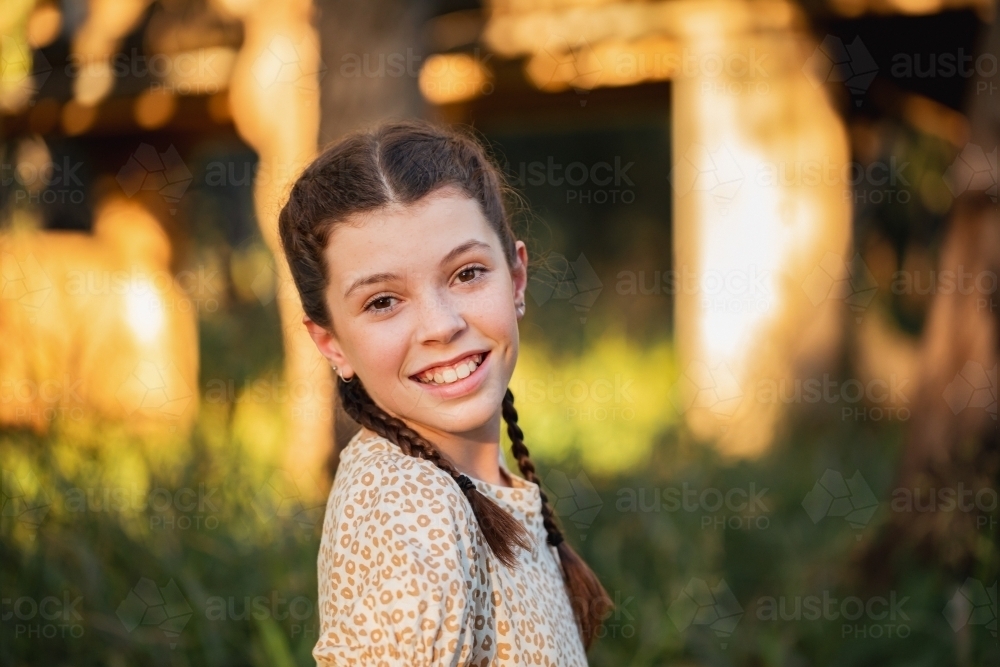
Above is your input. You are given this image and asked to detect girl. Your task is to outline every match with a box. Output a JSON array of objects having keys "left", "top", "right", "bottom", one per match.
[{"left": 278, "top": 120, "right": 613, "bottom": 665}]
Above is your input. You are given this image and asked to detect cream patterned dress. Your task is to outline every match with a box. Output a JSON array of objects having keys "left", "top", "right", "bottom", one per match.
[{"left": 313, "top": 427, "right": 590, "bottom": 666}]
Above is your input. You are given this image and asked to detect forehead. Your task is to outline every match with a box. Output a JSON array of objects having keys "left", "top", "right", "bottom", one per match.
[{"left": 323, "top": 188, "right": 498, "bottom": 285}]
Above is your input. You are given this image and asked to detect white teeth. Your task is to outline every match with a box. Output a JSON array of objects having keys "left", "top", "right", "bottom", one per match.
[{"left": 416, "top": 353, "right": 484, "bottom": 385}]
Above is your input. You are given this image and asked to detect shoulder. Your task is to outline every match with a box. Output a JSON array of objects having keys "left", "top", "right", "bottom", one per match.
[
  {"left": 314, "top": 431, "right": 481, "bottom": 664},
  {"left": 325, "top": 429, "right": 473, "bottom": 567},
  {"left": 337, "top": 428, "right": 466, "bottom": 507}
]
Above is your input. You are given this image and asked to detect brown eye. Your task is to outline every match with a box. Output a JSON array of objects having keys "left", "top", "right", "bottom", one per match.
[
  {"left": 364, "top": 294, "right": 397, "bottom": 313},
  {"left": 457, "top": 266, "right": 486, "bottom": 283}
]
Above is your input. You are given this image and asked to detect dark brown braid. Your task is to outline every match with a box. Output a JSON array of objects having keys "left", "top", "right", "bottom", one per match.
[
  {"left": 502, "top": 388, "right": 614, "bottom": 649},
  {"left": 338, "top": 376, "right": 532, "bottom": 569}
]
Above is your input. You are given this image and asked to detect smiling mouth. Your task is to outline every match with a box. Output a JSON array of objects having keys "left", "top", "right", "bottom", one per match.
[{"left": 411, "top": 352, "right": 488, "bottom": 386}]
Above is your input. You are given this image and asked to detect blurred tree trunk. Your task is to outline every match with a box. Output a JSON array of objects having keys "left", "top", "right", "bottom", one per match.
[
  {"left": 861, "top": 17, "right": 999, "bottom": 578},
  {"left": 314, "top": 0, "right": 432, "bottom": 471},
  {"left": 317, "top": 0, "right": 430, "bottom": 143},
  {"left": 227, "top": 0, "right": 327, "bottom": 489}
]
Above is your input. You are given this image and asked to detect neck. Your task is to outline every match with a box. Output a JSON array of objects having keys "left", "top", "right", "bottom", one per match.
[{"left": 399, "top": 410, "right": 513, "bottom": 488}]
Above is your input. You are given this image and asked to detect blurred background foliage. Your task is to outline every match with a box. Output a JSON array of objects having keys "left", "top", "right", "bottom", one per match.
[{"left": 2, "top": 0, "right": 998, "bottom": 665}]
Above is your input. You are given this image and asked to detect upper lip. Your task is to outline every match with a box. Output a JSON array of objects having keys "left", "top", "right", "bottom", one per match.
[{"left": 409, "top": 350, "right": 489, "bottom": 377}]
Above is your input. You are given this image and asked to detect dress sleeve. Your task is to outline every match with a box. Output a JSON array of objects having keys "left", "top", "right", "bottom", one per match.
[{"left": 313, "top": 454, "right": 478, "bottom": 666}]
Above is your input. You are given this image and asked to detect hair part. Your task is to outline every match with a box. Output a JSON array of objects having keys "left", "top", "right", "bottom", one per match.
[
  {"left": 278, "top": 119, "right": 515, "bottom": 330},
  {"left": 278, "top": 119, "right": 613, "bottom": 649}
]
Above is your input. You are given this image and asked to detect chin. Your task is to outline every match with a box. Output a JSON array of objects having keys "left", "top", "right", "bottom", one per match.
[
  {"left": 383, "top": 376, "right": 505, "bottom": 438},
  {"left": 425, "top": 385, "right": 503, "bottom": 433}
]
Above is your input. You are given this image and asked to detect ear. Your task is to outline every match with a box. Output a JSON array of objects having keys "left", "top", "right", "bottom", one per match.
[
  {"left": 303, "top": 316, "right": 354, "bottom": 378},
  {"left": 511, "top": 240, "right": 528, "bottom": 320}
]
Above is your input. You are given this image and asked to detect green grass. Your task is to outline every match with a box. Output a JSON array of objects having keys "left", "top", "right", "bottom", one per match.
[{"left": 2, "top": 390, "right": 996, "bottom": 666}]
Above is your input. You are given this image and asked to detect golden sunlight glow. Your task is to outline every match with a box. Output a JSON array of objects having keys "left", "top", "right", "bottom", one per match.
[
  {"left": 226, "top": 0, "right": 332, "bottom": 486},
  {"left": 0, "top": 4, "right": 35, "bottom": 114},
  {"left": 478, "top": 0, "right": 855, "bottom": 457},
  {"left": 125, "top": 278, "right": 165, "bottom": 344},
  {"left": 161, "top": 47, "right": 238, "bottom": 94},
  {"left": 419, "top": 53, "right": 492, "bottom": 104},
  {"left": 669, "top": 2, "right": 852, "bottom": 457},
  {"left": 71, "top": 0, "right": 151, "bottom": 106},
  {"left": 1, "top": 198, "right": 198, "bottom": 434},
  {"left": 134, "top": 89, "right": 177, "bottom": 129},
  {"left": 72, "top": 58, "right": 114, "bottom": 107},
  {"left": 694, "top": 137, "right": 783, "bottom": 366},
  {"left": 27, "top": 4, "right": 62, "bottom": 49},
  {"left": 61, "top": 100, "right": 97, "bottom": 135},
  {"left": 828, "top": 0, "right": 992, "bottom": 17}
]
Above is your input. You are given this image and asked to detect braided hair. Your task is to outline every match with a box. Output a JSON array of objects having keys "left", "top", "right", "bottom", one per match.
[
  {"left": 338, "top": 377, "right": 532, "bottom": 569},
  {"left": 501, "top": 387, "right": 613, "bottom": 644},
  {"left": 278, "top": 119, "right": 613, "bottom": 648}
]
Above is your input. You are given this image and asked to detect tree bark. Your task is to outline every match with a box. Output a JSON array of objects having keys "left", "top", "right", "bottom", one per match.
[{"left": 860, "top": 16, "right": 999, "bottom": 580}]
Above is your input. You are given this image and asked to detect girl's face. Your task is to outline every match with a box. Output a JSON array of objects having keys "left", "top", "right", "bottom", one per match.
[{"left": 305, "top": 185, "right": 528, "bottom": 438}]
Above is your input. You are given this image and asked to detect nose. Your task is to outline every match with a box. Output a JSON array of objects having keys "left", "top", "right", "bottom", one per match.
[{"left": 413, "top": 287, "right": 467, "bottom": 344}]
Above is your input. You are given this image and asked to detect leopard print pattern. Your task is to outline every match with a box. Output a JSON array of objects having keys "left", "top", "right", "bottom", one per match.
[{"left": 313, "top": 427, "right": 590, "bottom": 666}]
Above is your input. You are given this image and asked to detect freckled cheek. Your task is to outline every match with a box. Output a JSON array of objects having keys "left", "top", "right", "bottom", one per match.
[
  {"left": 349, "top": 323, "right": 411, "bottom": 383},
  {"left": 459, "top": 288, "right": 517, "bottom": 345}
]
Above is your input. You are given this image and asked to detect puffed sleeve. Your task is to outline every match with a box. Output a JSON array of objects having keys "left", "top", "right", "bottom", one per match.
[{"left": 313, "top": 453, "right": 478, "bottom": 666}]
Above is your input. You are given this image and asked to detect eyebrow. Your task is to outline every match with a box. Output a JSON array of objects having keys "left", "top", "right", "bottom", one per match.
[{"left": 343, "top": 239, "right": 491, "bottom": 298}]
